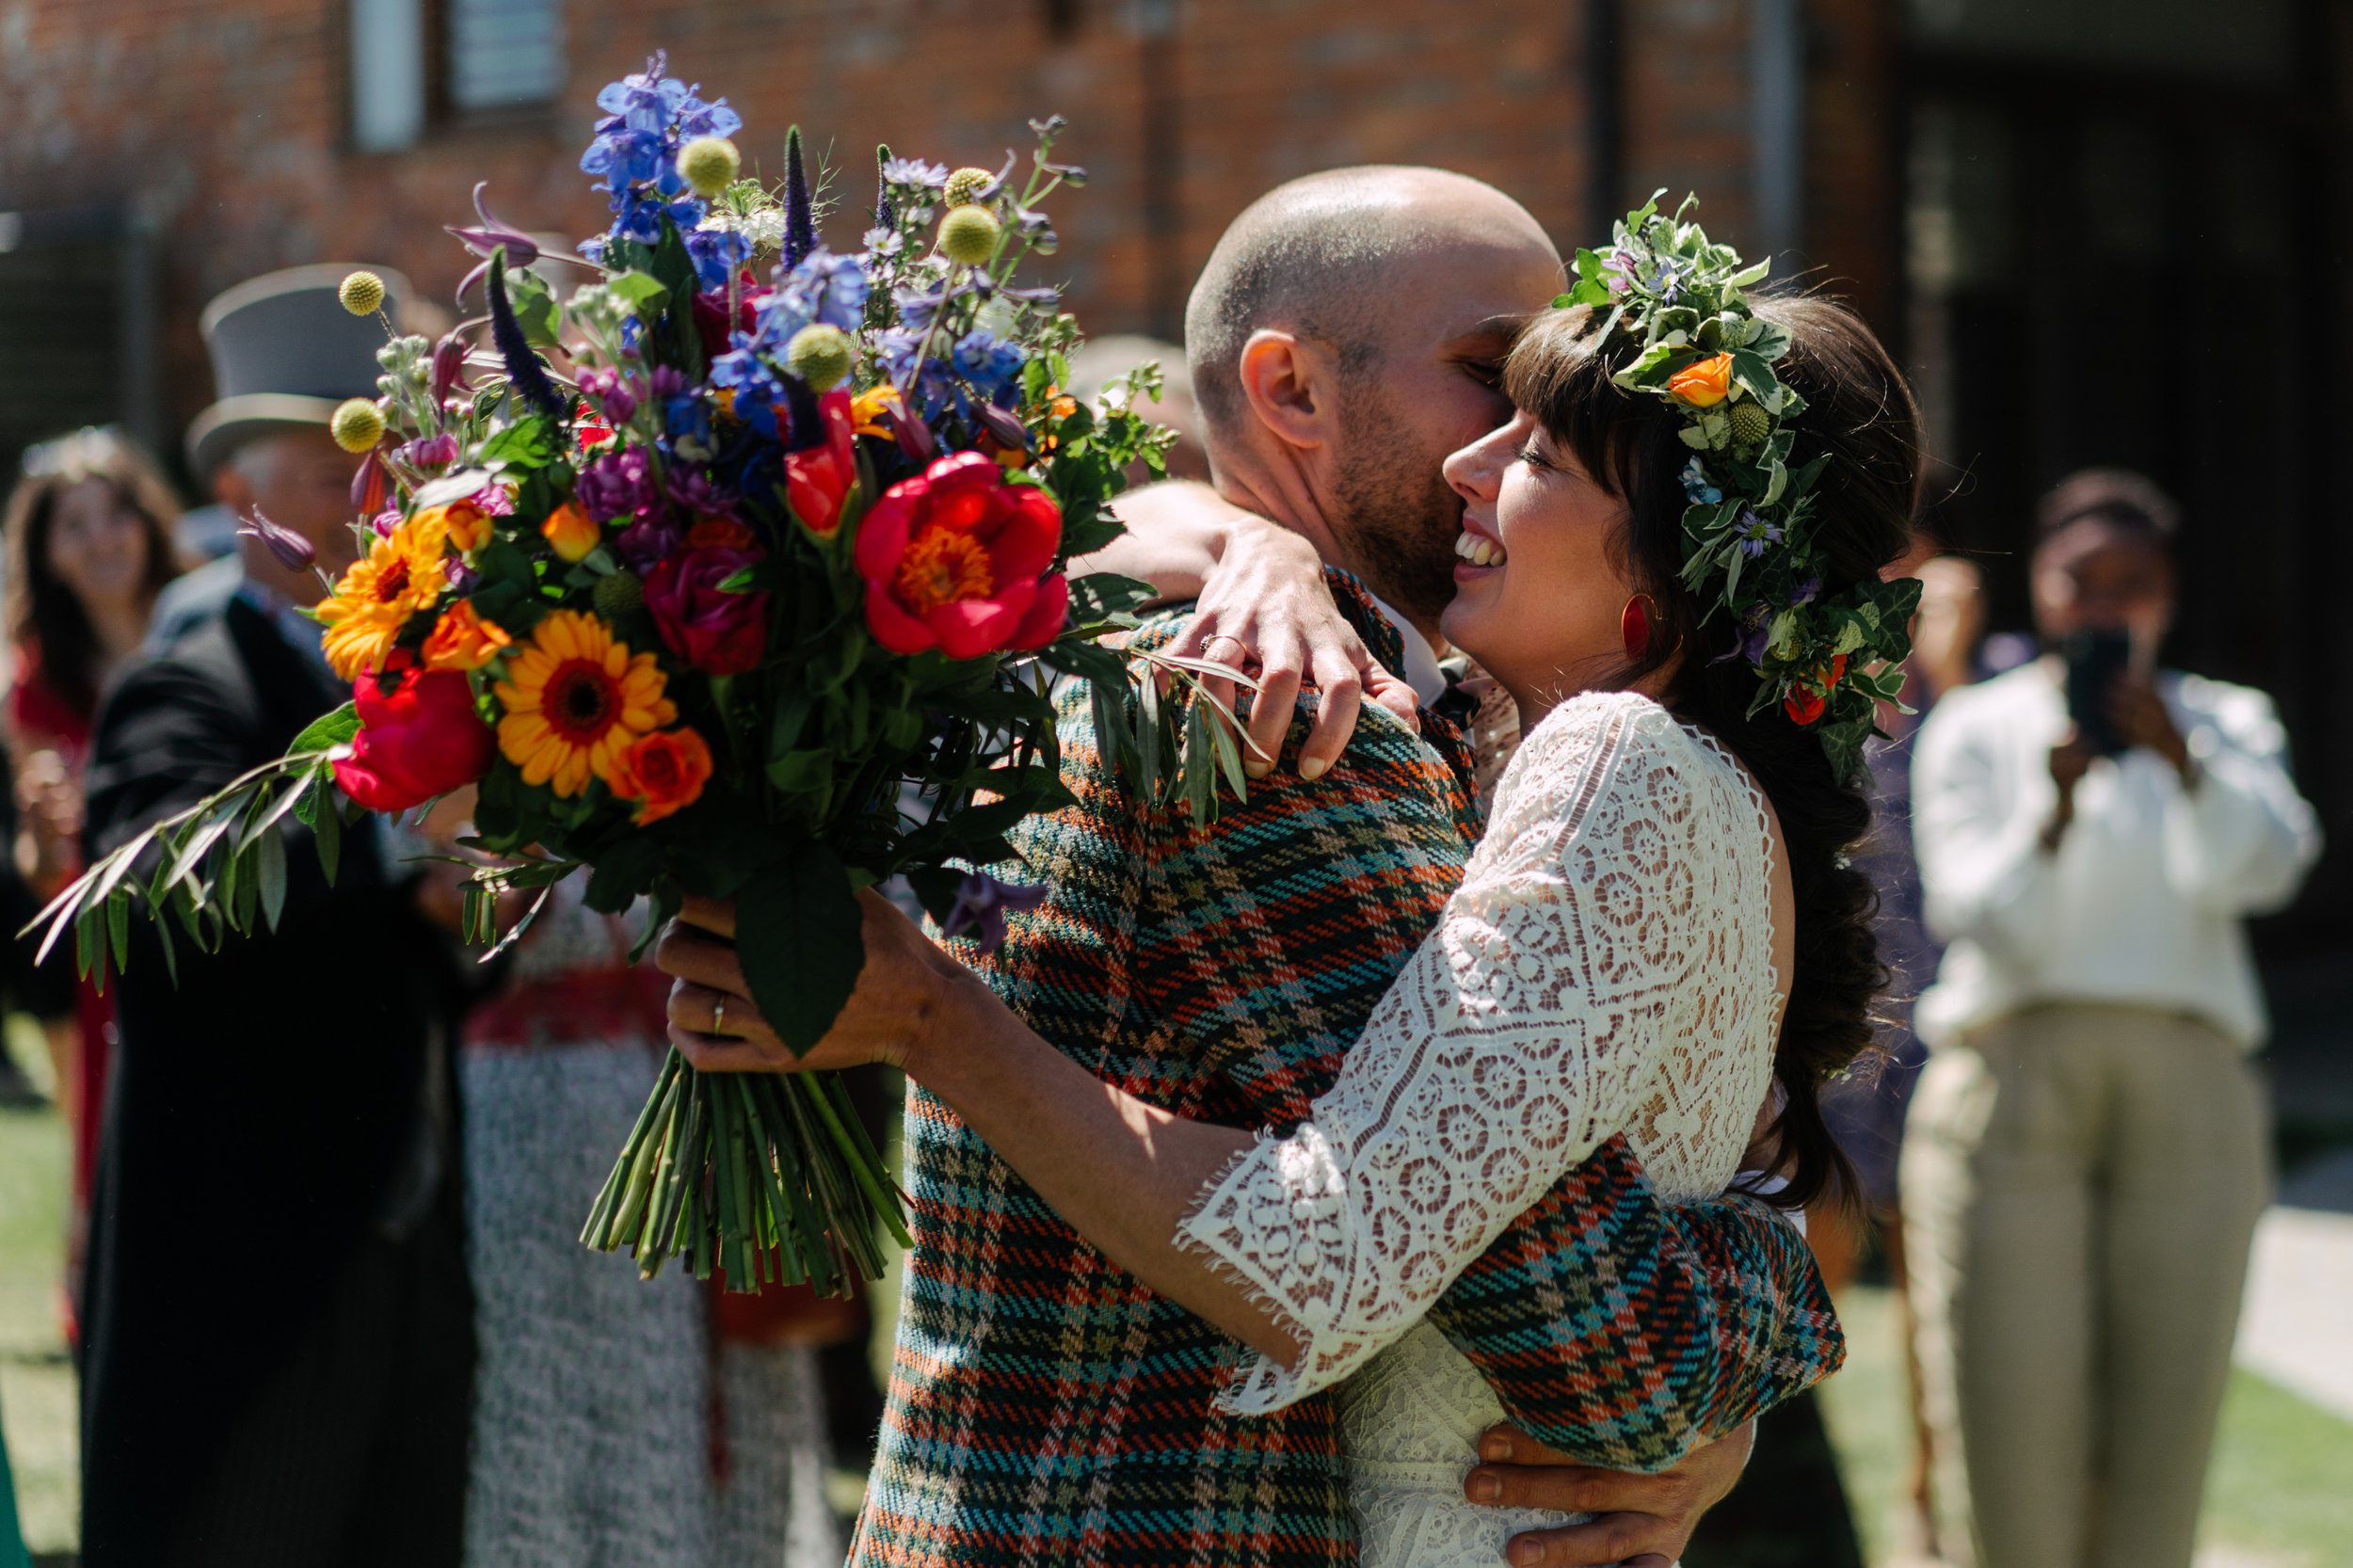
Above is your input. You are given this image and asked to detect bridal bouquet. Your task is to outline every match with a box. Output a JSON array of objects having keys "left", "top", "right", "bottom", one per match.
[{"left": 27, "top": 56, "right": 1248, "bottom": 1295}]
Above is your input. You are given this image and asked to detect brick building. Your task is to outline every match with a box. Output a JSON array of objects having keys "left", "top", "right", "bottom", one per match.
[{"left": 2, "top": 0, "right": 2348, "bottom": 969}]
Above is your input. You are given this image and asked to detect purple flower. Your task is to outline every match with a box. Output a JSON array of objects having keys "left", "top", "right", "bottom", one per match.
[
  {"left": 939, "top": 871, "right": 1050, "bottom": 952},
  {"left": 613, "top": 516, "right": 684, "bottom": 573},
  {"left": 685, "top": 223, "right": 754, "bottom": 292},
  {"left": 1789, "top": 575, "right": 1821, "bottom": 606},
  {"left": 238, "top": 510, "right": 314, "bottom": 572},
  {"left": 879, "top": 156, "right": 950, "bottom": 191},
  {"left": 1736, "top": 508, "right": 1783, "bottom": 558},
  {"left": 952, "top": 328, "right": 1026, "bottom": 408},
  {"left": 429, "top": 331, "right": 472, "bottom": 399},
  {"left": 575, "top": 445, "right": 664, "bottom": 524},
  {"left": 578, "top": 366, "right": 640, "bottom": 425},
  {"left": 369, "top": 507, "right": 403, "bottom": 537},
  {"left": 579, "top": 53, "right": 742, "bottom": 259},
  {"left": 665, "top": 465, "right": 739, "bottom": 520},
  {"left": 448, "top": 183, "right": 541, "bottom": 303},
  {"left": 708, "top": 344, "right": 790, "bottom": 440},
  {"left": 648, "top": 365, "right": 690, "bottom": 402},
  {"left": 398, "top": 433, "right": 460, "bottom": 472}
]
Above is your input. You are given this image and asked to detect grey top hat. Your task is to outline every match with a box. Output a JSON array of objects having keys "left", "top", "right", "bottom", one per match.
[{"left": 185, "top": 263, "right": 413, "bottom": 477}]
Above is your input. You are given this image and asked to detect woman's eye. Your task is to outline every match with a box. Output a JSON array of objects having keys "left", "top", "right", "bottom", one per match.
[{"left": 1515, "top": 442, "right": 1552, "bottom": 472}]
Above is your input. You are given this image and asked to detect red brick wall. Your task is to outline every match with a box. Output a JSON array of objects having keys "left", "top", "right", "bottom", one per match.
[{"left": 0, "top": 1, "right": 1881, "bottom": 456}]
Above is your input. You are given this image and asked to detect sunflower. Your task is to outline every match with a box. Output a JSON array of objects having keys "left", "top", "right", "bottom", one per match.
[
  {"left": 492, "top": 610, "right": 677, "bottom": 798},
  {"left": 316, "top": 512, "right": 451, "bottom": 679}
]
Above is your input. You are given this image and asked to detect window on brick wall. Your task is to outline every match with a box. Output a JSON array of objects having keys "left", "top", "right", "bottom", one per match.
[{"left": 349, "top": 0, "right": 564, "bottom": 151}]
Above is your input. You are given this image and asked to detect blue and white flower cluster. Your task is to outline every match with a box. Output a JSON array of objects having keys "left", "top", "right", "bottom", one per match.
[{"left": 580, "top": 53, "right": 748, "bottom": 287}]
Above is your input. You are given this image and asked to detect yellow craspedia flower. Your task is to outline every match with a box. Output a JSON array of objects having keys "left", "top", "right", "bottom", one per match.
[
  {"left": 330, "top": 397, "right": 385, "bottom": 453},
  {"left": 677, "top": 136, "right": 741, "bottom": 199},
  {"left": 942, "top": 166, "right": 994, "bottom": 208},
  {"left": 338, "top": 270, "right": 386, "bottom": 316},
  {"left": 315, "top": 510, "right": 452, "bottom": 679},
  {"left": 938, "top": 204, "right": 1001, "bottom": 266},
  {"left": 492, "top": 610, "right": 677, "bottom": 799},
  {"left": 786, "top": 324, "right": 854, "bottom": 391}
]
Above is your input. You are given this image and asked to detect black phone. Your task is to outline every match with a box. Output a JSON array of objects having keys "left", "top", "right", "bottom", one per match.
[{"left": 2062, "top": 628, "right": 2133, "bottom": 757}]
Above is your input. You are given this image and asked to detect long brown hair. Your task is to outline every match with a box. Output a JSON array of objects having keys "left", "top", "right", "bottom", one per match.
[
  {"left": 4, "top": 427, "right": 185, "bottom": 719},
  {"left": 1502, "top": 293, "right": 1924, "bottom": 1212}
]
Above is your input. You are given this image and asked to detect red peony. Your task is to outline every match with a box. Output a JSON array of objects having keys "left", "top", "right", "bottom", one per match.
[
  {"left": 643, "top": 545, "right": 772, "bottom": 676},
  {"left": 785, "top": 389, "right": 857, "bottom": 534},
  {"left": 853, "top": 452, "right": 1067, "bottom": 659},
  {"left": 333, "top": 657, "right": 496, "bottom": 811}
]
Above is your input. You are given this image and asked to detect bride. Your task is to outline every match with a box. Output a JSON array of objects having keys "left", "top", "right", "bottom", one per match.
[{"left": 658, "top": 215, "right": 1922, "bottom": 1564}]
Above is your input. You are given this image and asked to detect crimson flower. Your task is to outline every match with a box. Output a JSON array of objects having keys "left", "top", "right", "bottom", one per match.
[
  {"left": 785, "top": 390, "right": 856, "bottom": 534},
  {"left": 332, "top": 656, "right": 495, "bottom": 811},
  {"left": 853, "top": 452, "right": 1066, "bottom": 659},
  {"left": 644, "top": 546, "right": 771, "bottom": 675}
]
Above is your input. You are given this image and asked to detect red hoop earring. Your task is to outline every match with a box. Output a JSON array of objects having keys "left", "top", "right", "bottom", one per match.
[{"left": 1621, "top": 595, "right": 1657, "bottom": 662}]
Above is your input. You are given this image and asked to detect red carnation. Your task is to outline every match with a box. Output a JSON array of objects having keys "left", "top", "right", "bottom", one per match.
[
  {"left": 333, "top": 657, "right": 495, "bottom": 811},
  {"left": 644, "top": 546, "right": 772, "bottom": 676},
  {"left": 785, "top": 389, "right": 857, "bottom": 535},
  {"left": 853, "top": 452, "right": 1067, "bottom": 659}
]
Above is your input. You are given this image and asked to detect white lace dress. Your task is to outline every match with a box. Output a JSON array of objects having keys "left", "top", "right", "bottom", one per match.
[{"left": 1176, "top": 690, "right": 1785, "bottom": 1567}]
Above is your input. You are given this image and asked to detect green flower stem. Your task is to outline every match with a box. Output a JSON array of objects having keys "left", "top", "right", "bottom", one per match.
[
  {"left": 582, "top": 1048, "right": 680, "bottom": 1246},
  {"left": 808, "top": 1070, "right": 909, "bottom": 1249}
]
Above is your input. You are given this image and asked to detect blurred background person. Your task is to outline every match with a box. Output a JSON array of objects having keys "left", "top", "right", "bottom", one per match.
[
  {"left": 76, "top": 264, "right": 478, "bottom": 1568},
  {"left": 1062, "top": 333, "right": 1211, "bottom": 485},
  {"left": 1902, "top": 470, "right": 2322, "bottom": 1568},
  {"left": 0, "top": 425, "right": 184, "bottom": 1345},
  {"left": 436, "top": 834, "right": 837, "bottom": 1568}
]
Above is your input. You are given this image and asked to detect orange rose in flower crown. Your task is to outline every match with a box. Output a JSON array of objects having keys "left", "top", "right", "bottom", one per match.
[
  {"left": 1666, "top": 351, "right": 1735, "bottom": 408},
  {"left": 854, "top": 452, "right": 1068, "bottom": 658}
]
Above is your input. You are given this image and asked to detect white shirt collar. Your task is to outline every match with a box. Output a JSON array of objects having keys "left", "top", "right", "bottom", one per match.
[{"left": 1365, "top": 592, "right": 1449, "bottom": 708}]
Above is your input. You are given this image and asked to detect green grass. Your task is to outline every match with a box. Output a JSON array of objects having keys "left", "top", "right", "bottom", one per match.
[
  {"left": 1819, "top": 1284, "right": 2353, "bottom": 1568},
  {"left": 0, "top": 1020, "right": 74, "bottom": 1555}
]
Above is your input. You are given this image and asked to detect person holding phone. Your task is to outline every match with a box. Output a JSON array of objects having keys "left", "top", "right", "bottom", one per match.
[{"left": 1900, "top": 470, "right": 2322, "bottom": 1568}]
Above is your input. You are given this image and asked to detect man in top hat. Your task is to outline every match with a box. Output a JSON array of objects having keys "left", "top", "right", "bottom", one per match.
[{"left": 76, "top": 265, "right": 476, "bottom": 1567}]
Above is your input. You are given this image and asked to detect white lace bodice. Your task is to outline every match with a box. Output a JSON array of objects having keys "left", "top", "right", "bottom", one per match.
[{"left": 1175, "top": 691, "right": 1785, "bottom": 1566}]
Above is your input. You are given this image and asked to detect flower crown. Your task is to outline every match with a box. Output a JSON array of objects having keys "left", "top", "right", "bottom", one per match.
[{"left": 1558, "top": 193, "right": 1919, "bottom": 785}]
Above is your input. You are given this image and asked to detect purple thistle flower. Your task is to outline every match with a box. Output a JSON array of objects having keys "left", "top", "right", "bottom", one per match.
[
  {"left": 939, "top": 871, "right": 1050, "bottom": 952},
  {"left": 238, "top": 510, "right": 315, "bottom": 572}
]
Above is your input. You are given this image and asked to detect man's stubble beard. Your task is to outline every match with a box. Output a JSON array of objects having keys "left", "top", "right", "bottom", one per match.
[{"left": 1328, "top": 381, "right": 1465, "bottom": 631}]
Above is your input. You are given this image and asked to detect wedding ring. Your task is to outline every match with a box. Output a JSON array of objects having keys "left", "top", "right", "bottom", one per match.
[{"left": 712, "top": 995, "right": 728, "bottom": 1035}]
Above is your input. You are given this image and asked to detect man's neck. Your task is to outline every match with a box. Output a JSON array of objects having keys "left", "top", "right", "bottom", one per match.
[{"left": 1212, "top": 469, "right": 1449, "bottom": 651}]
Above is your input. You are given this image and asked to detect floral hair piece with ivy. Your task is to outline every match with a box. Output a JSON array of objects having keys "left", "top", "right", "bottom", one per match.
[{"left": 1558, "top": 192, "right": 1920, "bottom": 785}]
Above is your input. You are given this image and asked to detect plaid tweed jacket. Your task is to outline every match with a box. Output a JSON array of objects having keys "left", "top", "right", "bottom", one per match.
[{"left": 854, "top": 575, "right": 1843, "bottom": 1568}]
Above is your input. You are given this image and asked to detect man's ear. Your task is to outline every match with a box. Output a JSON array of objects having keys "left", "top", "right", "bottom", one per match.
[
  {"left": 1237, "top": 329, "right": 1333, "bottom": 454},
  {"left": 211, "top": 464, "right": 251, "bottom": 515}
]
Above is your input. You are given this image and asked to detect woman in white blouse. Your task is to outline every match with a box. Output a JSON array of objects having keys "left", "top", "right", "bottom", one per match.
[
  {"left": 660, "top": 290, "right": 1923, "bottom": 1566},
  {"left": 1903, "top": 470, "right": 2321, "bottom": 1568}
]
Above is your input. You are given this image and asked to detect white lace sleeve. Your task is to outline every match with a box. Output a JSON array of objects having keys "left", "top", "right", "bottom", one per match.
[{"left": 1176, "top": 691, "right": 1727, "bottom": 1413}]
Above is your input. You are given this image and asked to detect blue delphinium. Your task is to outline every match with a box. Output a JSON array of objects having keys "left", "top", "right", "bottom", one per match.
[
  {"left": 1679, "top": 456, "right": 1723, "bottom": 507},
  {"left": 756, "top": 250, "right": 871, "bottom": 343},
  {"left": 684, "top": 224, "right": 754, "bottom": 291},
  {"left": 952, "top": 328, "right": 1026, "bottom": 408},
  {"left": 709, "top": 342, "right": 792, "bottom": 440},
  {"left": 579, "top": 53, "right": 744, "bottom": 264}
]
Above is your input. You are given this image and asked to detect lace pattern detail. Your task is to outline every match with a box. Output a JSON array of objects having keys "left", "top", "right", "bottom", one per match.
[{"left": 1176, "top": 690, "right": 1784, "bottom": 1414}]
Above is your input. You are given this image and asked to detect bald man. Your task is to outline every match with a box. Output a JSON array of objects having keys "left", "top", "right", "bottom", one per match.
[{"left": 848, "top": 169, "right": 1833, "bottom": 1568}]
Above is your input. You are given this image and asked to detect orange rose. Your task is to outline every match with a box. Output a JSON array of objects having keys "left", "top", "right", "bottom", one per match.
[
  {"left": 417, "top": 499, "right": 493, "bottom": 553},
  {"left": 422, "top": 600, "right": 511, "bottom": 672},
  {"left": 541, "top": 500, "right": 600, "bottom": 563},
  {"left": 1666, "top": 352, "right": 1735, "bottom": 408},
  {"left": 610, "top": 727, "right": 713, "bottom": 825}
]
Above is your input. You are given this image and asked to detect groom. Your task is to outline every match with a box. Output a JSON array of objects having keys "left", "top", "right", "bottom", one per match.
[{"left": 813, "top": 168, "right": 1838, "bottom": 1568}]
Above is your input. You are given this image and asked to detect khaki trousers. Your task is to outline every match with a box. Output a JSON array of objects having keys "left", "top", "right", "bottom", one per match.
[{"left": 1900, "top": 1005, "right": 2269, "bottom": 1568}]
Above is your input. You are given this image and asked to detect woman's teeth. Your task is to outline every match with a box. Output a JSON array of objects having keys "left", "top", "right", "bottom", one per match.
[{"left": 1454, "top": 533, "right": 1507, "bottom": 568}]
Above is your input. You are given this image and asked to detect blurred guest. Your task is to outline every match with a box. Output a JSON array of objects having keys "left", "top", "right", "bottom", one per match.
[
  {"left": 446, "top": 860, "right": 836, "bottom": 1568},
  {"left": 0, "top": 425, "right": 184, "bottom": 1336},
  {"left": 1903, "top": 470, "right": 2322, "bottom": 1568},
  {"left": 1063, "top": 333, "right": 1212, "bottom": 484},
  {"left": 77, "top": 264, "right": 478, "bottom": 1568}
]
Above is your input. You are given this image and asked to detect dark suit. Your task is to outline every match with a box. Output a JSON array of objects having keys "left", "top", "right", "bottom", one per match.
[{"left": 77, "top": 593, "right": 474, "bottom": 1567}]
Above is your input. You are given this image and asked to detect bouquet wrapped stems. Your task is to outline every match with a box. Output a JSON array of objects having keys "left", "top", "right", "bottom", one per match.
[{"left": 582, "top": 1046, "right": 908, "bottom": 1292}]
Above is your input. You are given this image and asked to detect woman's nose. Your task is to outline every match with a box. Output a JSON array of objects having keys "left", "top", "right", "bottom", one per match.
[{"left": 1443, "top": 425, "right": 1508, "bottom": 504}]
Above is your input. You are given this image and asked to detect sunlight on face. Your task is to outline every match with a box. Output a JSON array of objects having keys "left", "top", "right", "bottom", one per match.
[
  {"left": 46, "top": 477, "right": 152, "bottom": 613},
  {"left": 1437, "top": 410, "right": 1638, "bottom": 718}
]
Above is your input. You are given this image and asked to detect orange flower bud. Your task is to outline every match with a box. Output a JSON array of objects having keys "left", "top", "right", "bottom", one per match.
[
  {"left": 541, "top": 500, "right": 600, "bottom": 563},
  {"left": 422, "top": 600, "right": 511, "bottom": 672},
  {"left": 611, "top": 727, "right": 714, "bottom": 825},
  {"left": 1666, "top": 352, "right": 1735, "bottom": 408},
  {"left": 436, "top": 499, "right": 494, "bottom": 553}
]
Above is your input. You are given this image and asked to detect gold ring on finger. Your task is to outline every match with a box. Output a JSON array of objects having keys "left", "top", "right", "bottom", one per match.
[{"left": 712, "top": 994, "right": 728, "bottom": 1035}]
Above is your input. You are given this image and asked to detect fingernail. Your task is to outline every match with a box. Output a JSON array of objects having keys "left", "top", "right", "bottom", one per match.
[
  {"left": 1299, "top": 757, "right": 1327, "bottom": 781},
  {"left": 1244, "top": 760, "right": 1272, "bottom": 779},
  {"left": 1481, "top": 1433, "right": 1513, "bottom": 1463},
  {"left": 1467, "top": 1470, "right": 1500, "bottom": 1503},
  {"left": 1509, "top": 1541, "right": 1543, "bottom": 1567}
]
